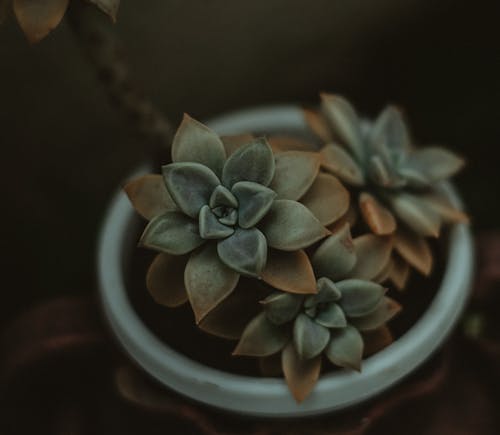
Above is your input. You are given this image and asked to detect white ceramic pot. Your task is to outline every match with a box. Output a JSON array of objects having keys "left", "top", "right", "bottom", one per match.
[{"left": 97, "top": 106, "right": 474, "bottom": 418}]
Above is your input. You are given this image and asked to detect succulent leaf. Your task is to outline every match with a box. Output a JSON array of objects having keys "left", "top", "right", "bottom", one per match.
[
  {"left": 218, "top": 209, "right": 238, "bottom": 226},
  {"left": 293, "top": 314, "right": 330, "bottom": 359},
  {"left": 314, "top": 303, "right": 347, "bottom": 328},
  {"left": 139, "top": 212, "right": 204, "bottom": 255},
  {"left": 260, "top": 200, "right": 330, "bottom": 251},
  {"left": 261, "top": 292, "right": 303, "bottom": 325},
  {"left": 124, "top": 174, "right": 177, "bottom": 220},
  {"left": 268, "top": 135, "right": 318, "bottom": 153},
  {"left": 312, "top": 223, "right": 356, "bottom": 281},
  {"left": 146, "top": 253, "right": 189, "bottom": 307},
  {"left": 305, "top": 278, "right": 341, "bottom": 308},
  {"left": 403, "top": 147, "right": 465, "bottom": 183},
  {"left": 222, "top": 137, "right": 275, "bottom": 188},
  {"left": 320, "top": 94, "right": 365, "bottom": 163},
  {"left": 370, "top": 105, "right": 411, "bottom": 154},
  {"left": 347, "top": 234, "right": 393, "bottom": 281},
  {"left": 359, "top": 192, "right": 396, "bottom": 235},
  {"left": 300, "top": 173, "right": 350, "bottom": 226},
  {"left": 162, "top": 162, "right": 220, "bottom": 218},
  {"left": 221, "top": 134, "right": 255, "bottom": 156},
  {"left": 350, "top": 297, "right": 401, "bottom": 331},
  {"left": 368, "top": 155, "right": 392, "bottom": 187},
  {"left": 13, "top": 0, "right": 69, "bottom": 44},
  {"left": 320, "top": 144, "right": 365, "bottom": 186},
  {"left": 231, "top": 181, "right": 276, "bottom": 228},
  {"left": 389, "top": 193, "right": 442, "bottom": 237},
  {"left": 199, "top": 277, "right": 269, "bottom": 340},
  {"left": 209, "top": 185, "right": 238, "bottom": 209},
  {"left": 198, "top": 205, "right": 234, "bottom": 240},
  {"left": 418, "top": 192, "right": 469, "bottom": 224},
  {"left": 217, "top": 227, "right": 267, "bottom": 277},
  {"left": 282, "top": 343, "right": 321, "bottom": 403},
  {"left": 261, "top": 249, "right": 317, "bottom": 295},
  {"left": 184, "top": 244, "right": 240, "bottom": 323},
  {"left": 325, "top": 325, "right": 364, "bottom": 371},
  {"left": 336, "top": 279, "right": 386, "bottom": 317},
  {"left": 302, "top": 108, "right": 332, "bottom": 143},
  {"left": 394, "top": 229, "right": 433, "bottom": 275},
  {"left": 233, "top": 312, "right": 289, "bottom": 357},
  {"left": 171, "top": 114, "right": 226, "bottom": 177},
  {"left": 388, "top": 255, "right": 410, "bottom": 290},
  {"left": 270, "top": 151, "right": 320, "bottom": 200}
]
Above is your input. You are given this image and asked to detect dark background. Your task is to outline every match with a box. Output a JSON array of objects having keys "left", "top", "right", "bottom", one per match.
[{"left": 0, "top": 0, "right": 499, "bottom": 357}]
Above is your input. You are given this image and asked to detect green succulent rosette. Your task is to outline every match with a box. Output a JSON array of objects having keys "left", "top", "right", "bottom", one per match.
[
  {"left": 303, "top": 94, "right": 468, "bottom": 287},
  {"left": 125, "top": 115, "right": 351, "bottom": 323},
  {"left": 234, "top": 224, "right": 401, "bottom": 402}
]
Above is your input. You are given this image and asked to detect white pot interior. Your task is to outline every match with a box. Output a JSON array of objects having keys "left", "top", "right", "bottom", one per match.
[{"left": 97, "top": 106, "right": 474, "bottom": 418}]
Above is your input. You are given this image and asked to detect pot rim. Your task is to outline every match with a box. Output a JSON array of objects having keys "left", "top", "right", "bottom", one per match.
[{"left": 97, "top": 105, "right": 474, "bottom": 417}]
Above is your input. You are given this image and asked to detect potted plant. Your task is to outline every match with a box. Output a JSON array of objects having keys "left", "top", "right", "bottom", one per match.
[{"left": 97, "top": 95, "right": 473, "bottom": 417}]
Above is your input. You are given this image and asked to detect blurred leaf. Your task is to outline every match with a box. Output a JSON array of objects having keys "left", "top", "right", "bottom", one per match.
[
  {"left": 394, "top": 228, "right": 433, "bottom": 275},
  {"left": 359, "top": 192, "right": 396, "bottom": 235},
  {"left": 347, "top": 234, "right": 393, "bottom": 281},
  {"left": 88, "top": 0, "right": 120, "bottom": 22}
]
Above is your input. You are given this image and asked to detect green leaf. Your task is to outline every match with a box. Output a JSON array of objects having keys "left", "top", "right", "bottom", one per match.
[
  {"left": 261, "top": 292, "right": 303, "bottom": 325},
  {"left": 269, "top": 151, "right": 320, "bottom": 200},
  {"left": 88, "top": 0, "right": 120, "bottom": 22},
  {"left": 389, "top": 192, "right": 441, "bottom": 237},
  {"left": 370, "top": 106, "right": 411, "bottom": 154},
  {"left": 302, "top": 108, "right": 332, "bottom": 143},
  {"left": 233, "top": 313, "right": 289, "bottom": 357},
  {"left": 162, "top": 162, "right": 220, "bottom": 218},
  {"left": 282, "top": 343, "right": 321, "bottom": 403},
  {"left": 222, "top": 137, "right": 275, "bottom": 188},
  {"left": 218, "top": 209, "right": 238, "bottom": 226},
  {"left": 184, "top": 244, "right": 240, "bottom": 322},
  {"left": 320, "top": 94, "right": 365, "bottom": 163},
  {"left": 139, "top": 212, "right": 204, "bottom": 255},
  {"left": 293, "top": 314, "right": 330, "bottom": 359},
  {"left": 198, "top": 205, "right": 234, "bottom": 240},
  {"left": 14, "top": 0, "right": 69, "bottom": 43},
  {"left": 124, "top": 174, "right": 177, "bottom": 220},
  {"left": 209, "top": 185, "right": 238, "bottom": 209},
  {"left": 325, "top": 325, "right": 364, "bottom": 371},
  {"left": 347, "top": 234, "right": 393, "bottom": 281},
  {"left": 300, "top": 173, "right": 350, "bottom": 226},
  {"left": 418, "top": 192, "right": 469, "bottom": 224},
  {"left": 336, "top": 279, "right": 386, "bottom": 317},
  {"left": 260, "top": 200, "right": 330, "bottom": 251},
  {"left": 404, "top": 147, "right": 465, "bottom": 183},
  {"left": 231, "top": 181, "right": 276, "bottom": 228},
  {"left": 172, "top": 114, "right": 226, "bottom": 177},
  {"left": 261, "top": 249, "right": 317, "bottom": 295},
  {"left": 350, "top": 297, "right": 401, "bottom": 331},
  {"left": 320, "top": 144, "right": 364, "bottom": 186},
  {"left": 315, "top": 303, "right": 347, "bottom": 328},
  {"left": 217, "top": 228, "right": 267, "bottom": 277},
  {"left": 311, "top": 223, "right": 356, "bottom": 281},
  {"left": 146, "top": 253, "right": 188, "bottom": 307},
  {"left": 305, "top": 277, "right": 341, "bottom": 308},
  {"left": 359, "top": 192, "right": 396, "bottom": 235}
]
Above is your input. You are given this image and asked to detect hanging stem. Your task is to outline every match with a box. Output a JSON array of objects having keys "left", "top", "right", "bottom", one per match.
[{"left": 67, "top": 1, "right": 175, "bottom": 151}]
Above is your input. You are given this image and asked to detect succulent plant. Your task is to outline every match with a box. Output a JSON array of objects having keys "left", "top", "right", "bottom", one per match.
[
  {"left": 1, "top": 0, "right": 120, "bottom": 43},
  {"left": 233, "top": 223, "right": 401, "bottom": 402},
  {"left": 125, "top": 115, "right": 352, "bottom": 323},
  {"left": 303, "top": 94, "right": 468, "bottom": 286}
]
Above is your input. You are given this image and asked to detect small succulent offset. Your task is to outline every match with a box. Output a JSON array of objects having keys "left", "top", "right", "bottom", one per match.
[
  {"left": 125, "top": 115, "right": 340, "bottom": 323},
  {"left": 235, "top": 280, "right": 400, "bottom": 402},
  {"left": 303, "top": 94, "right": 468, "bottom": 286}
]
